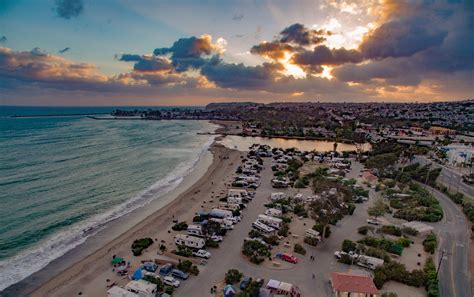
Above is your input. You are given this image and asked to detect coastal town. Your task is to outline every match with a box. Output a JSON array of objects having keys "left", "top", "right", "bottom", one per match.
[{"left": 16, "top": 103, "right": 471, "bottom": 297}]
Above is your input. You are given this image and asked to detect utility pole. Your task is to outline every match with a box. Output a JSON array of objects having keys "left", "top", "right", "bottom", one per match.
[{"left": 436, "top": 249, "right": 452, "bottom": 279}]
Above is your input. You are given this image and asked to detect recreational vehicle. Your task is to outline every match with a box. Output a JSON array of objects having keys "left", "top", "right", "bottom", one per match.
[
  {"left": 174, "top": 234, "right": 206, "bottom": 249},
  {"left": 252, "top": 220, "right": 275, "bottom": 234},
  {"left": 264, "top": 208, "right": 282, "bottom": 217},
  {"left": 186, "top": 224, "right": 203, "bottom": 237},
  {"left": 257, "top": 214, "right": 282, "bottom": 229}
]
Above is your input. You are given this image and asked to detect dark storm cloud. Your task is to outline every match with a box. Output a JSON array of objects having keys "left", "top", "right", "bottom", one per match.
[
  {"left": 333, "top": 1, "right": 473, "bottom": 85},
  {"left": 250, "top": 41, "right": 294, "bottom": 60},
  {"left": 117, "top": 54, "right": 172, "bottom": 72},
  {"left": 0, "top": 36, "right": 6, "bottom": 43},
  {"left": 54, "top": 0, "right": 84, "bottom": 19},
  {"left": 201, "top": 62, "right": 282, "bottom": 89},
  {"left": 279, "top": 23, "right": 327, "bottom": 46},
  {"left": 154, "top": 36, "right": 220, "bottom": 72},
  {"left": 292, "top": 45, "right": 362, "bottom": 67},
  {"left": 59, "top": 47, "right": 70, "bottom": 54}
]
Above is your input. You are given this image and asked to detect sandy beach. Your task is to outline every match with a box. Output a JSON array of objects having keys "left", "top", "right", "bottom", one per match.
[{"left": 2, "top": 136, "right": 242, "bottom": 297}]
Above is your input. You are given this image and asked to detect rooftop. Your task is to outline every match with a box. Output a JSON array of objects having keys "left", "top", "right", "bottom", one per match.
[{"left": 331, "top": 272, "right": 378, "bottom": 294}]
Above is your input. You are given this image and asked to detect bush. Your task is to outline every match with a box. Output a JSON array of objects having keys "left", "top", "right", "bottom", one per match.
[
  {"left": 348, "top": 203, "right": 356, "bottom": 215},
  {"left": 293, "top": 204, "right": 306, "bottom": 216},
  {"left": 143, "top": 275, "right": 163, "bottom": 291},
  {"left": 358, "top": 225, "right": 369, "bottom": 235},
  {"left": 294, "top": 243, "right": 306, "bottom": 255},
  {"left": 131, "top": 238, "right": 153, "bottom": 256},
  {"left": 424, "top": 257, "right": 439, "bottom": 297},
  {"left": 304, "top": 236, "right": 318, "bottom": 246},
  {"left": 174, "top": 245, "right": 193, "bottom": 257},
  {"left": 396, "top": 237, "right": 412, "bottom": 248},
  {"left": 242, "top": 240, "right": 271, "bottom": 264},
  {"left": 379, "top": 225, "right": 402, "bottom": 237},
  {"left": 263, "top": 235, "right": 280, "bottom": 246},
  {"left": 338, "top": 253, "right": 353, "bottom": 265},
  {"left": 176, "top": 260, "right": 193, "bottom": 272},
  {"left": 190, "top": 265, "right": 200, "bottom": 276},
  {"left": 374, "top": 262, "right": 425, "bottom": 289},
  {"left": 342, "top": 239, "right": 357, "bottom": 252},
  {"left": 277, "top": 223, "right": 289, "bottom": 237},
  {"left": 164, "top": 286, "right": 174, "bottom": 295},
  {"left": 280, "top": 216, "right": 292, "bottom": 224},
  {"left": 225, "top": 269, "right": 243, "bottom": 284},
  {"left": 358, "top": 237, "right": 404, "bottom": 256},
  {"left": 423, "top": 233, "right": 437, "bottom": 254},
  {"left": 171, "top": 221, "right": 188, "bottom": 231},
  {"left": 206, "top": 240, "right": 219, "bottom": 248}
]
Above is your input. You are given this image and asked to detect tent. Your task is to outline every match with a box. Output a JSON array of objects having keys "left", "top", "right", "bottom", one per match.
[
  {"left": 132, "top": 268, "right": 143, "bottom": 280},
  {"left": 267, "top": 279, "right": 281, "bottom": 290},
  {"left": 223, "top": 284, "right": 236, "bottom": 297},
  {"left": 111, "top": 257, "right": 124, "bottom": 265}
]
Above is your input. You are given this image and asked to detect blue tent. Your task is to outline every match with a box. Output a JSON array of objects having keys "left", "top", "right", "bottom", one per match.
[
  {"left": 132, "top": 268, "right": 143, "bottom": 280},
  {"left": 223, "top": 284, "right": 236, "bottom": 297}
]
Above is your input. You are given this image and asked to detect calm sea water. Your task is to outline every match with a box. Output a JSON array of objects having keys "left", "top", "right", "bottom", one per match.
[{"left": 0, "top": 106, "right": 216, "bottom": 290}]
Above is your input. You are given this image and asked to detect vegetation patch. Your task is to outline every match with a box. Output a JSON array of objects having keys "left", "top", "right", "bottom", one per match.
[{"left": 131, "top": 238, "right": 153, "bottom": 256}]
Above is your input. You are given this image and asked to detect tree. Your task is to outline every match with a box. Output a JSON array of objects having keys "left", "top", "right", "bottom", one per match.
[
  {"left": 368, "top": 198, "right": 386, "bottom": 218},
  {"left": 225, "top": 269, "right": 243, "bottom": 284}
]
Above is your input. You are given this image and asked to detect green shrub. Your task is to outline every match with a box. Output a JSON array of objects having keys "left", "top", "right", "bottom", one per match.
[
  {"left": 294, "top": 243, "right": 306, "bottom": 255},
  {"left": 176, "top": 260, "right": 193, "bottom": 272},
  {"left": 358, "top": 225, "right": 369, "bottom": 235},
  {"left": 190, "top": 265, "right": 200, "bottom": 276},
  {"left": 277, "top": 223, "right": 289, "bottom": 237},
  {"left": 348, "top": 203, "right": 356, "bottom": 215},
  {"left": 164, "top": 286, "right": 174, "bottom": 295},
  {"left": 379, "top": 225, "right": 402, "bottom": 236},
  {"left": 396, "top": 237, "right": 412, "bottom": 248},
  {"left": 374, "top": 262, "right": 425, "bottom": 289},
  {"left": 143, "top": 275, "right": 163, "bottom": 291},
  {"left": 131, "top": 238, "right": 153, "bottom": 256},
  {"left": 263, "top": 235, "right": 280, "bottom": 246},
  {"left": 424, "top": 257, "right": 439, "bottom": 297},
  {"left": 225, "top": 269, "right": 243, "bottom": 284},
  {"left": 171, "top": 221, "right": 188, "bottom": 231},
  {"left": 402, "top": 226, "right": 419, "bottom": 236},
  {"left": 342, "top": 239, "right": 357, "bottom": 252},
  {"left": 174, "top": 245, "right": 193, "bottom": 257},
  {"left": 423, "top": 233, "right": 437, "bottom": 254},
  {"left": 338, "top": 253, "right": 353, "bottom": 265},
  {"left": 242, "top": 240, "right": 271, "bottom": 264},
  {"left": 206, "top": 240, "right": 219, "bottom": 248}
]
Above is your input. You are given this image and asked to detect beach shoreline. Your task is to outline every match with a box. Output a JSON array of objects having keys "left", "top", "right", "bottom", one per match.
[{"left": 1, "top": 122, "right": 239, "bottom": 297}]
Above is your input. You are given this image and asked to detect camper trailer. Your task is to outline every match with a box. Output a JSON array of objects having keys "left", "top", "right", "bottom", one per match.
[
  {"left": 228, "top": 189, "right": 248, "bottom": 200},
  {"left": 257, "top": 214, "right": 282, "bottom": 229},
  {"left": 209, "top": 208, "right": 233, "bottom": 219},
  {"left": 270, "top": 192, "right": 286, "bottom": 201},
  {"left": 305, "top": 229, "right": 321, "bottom": 240},
  {"left": 227, "top": 196, "right": 243, "bottom": 204},
  {"left": 265, "top": 208, "right": 282, "bottom": 217},
  {"left": 218, "top": 202, "right": 241, "bottom": 211},
  {"left": 252, "top": 220, "right": 275, "bottom": 234},
  {"left": 186, "top": 224, "right": 203, "bottom": 237},
  {"left": 357, "top": 255, "right": 384, "bottom": 270},
  {"left": 174, "top": 234, "right": 206, "bottom": 249},
  {"left": 124, "top": 280, "right": 157, "bottom": 297}
]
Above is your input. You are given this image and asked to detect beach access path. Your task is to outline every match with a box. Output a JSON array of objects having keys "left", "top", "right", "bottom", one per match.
[{"left": 176, "top": 159, "right": 374, "bottom": 297}]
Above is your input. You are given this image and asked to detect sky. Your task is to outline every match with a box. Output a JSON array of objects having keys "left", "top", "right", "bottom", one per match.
[{"left": 0, "top": 0, "right": 473, "bottom": 106}]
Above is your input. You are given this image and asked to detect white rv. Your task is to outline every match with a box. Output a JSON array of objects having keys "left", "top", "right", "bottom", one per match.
[
  {"left": 257, "top": 214, "right": 282, "bottom": 229},
  {"left": 218, "top": 202, "right": 240, "bottom": 211},
  {"left": 252, "top": 220, "right": 275, "bottom": 234},
  {"left": 228, "top": 189, "right": 248, "bottom": 199},
  {"left": 107, "top": 286, "right": 138, "bottom": 297},
  {"left": 174, "top": 234, "right": 206, "bottom": 249},
  {"left": 209, "top": 208, "right": 233, "bottom": 219},
  {"left": 305, "top": 229, "right": 321, "bottom": 240},
  {"left": 227, "top": 196, "right": 243, "bottom": 204},
  {"left": 270, "top": 192, "right": 286, "bottom": 201},
  {"left": 186, "top": 224, "right": 203, "bottom": 237},
  {"left": 265, "top": 208, "right": 282, "bottom": 217},
  {"left": 124, "top": 280, "right": 157, "bottom": 297},
  {"left": 357, "top": 255, "right": 384, "bottom": 270},
  {"left": 209, "top": 218, "right": 234, "bottom": 230}
]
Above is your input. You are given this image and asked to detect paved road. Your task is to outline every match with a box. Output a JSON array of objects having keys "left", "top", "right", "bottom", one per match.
[
  {"left": 420, "top": 184, "right": 472, "bottom": 297},
  {"left": 177, "top": 159, "right": 373, "bottom": 297},
  {"left": 415, "top": 155, "right": 474, "bottom": 199}
]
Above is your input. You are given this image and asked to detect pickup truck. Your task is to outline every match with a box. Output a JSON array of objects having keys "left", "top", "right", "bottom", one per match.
[{"left": 193, "top": 249, "right": 211, "bottom": 259}]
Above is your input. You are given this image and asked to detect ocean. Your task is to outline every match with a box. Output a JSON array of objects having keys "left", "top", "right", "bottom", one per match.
[{"left": 0, "top": 106, "right": 217, "bottom": 291}]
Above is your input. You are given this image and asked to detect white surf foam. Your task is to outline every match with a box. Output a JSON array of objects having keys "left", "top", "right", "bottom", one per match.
[{"left": 0, "top": 131, "right": 217, "bottom": 292}]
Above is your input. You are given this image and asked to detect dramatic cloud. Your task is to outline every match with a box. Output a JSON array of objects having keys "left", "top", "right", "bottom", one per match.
[
  {"left": 0, "top": 36, "right": 6, "bottom": 43},
  {"left": 59, "top": 47, "right": 70, "bottom": 54},
  {"left": 54, "top": 0, "right": 84, "bottom": 19},
  {"left": 250, "top": 41, "right": 294, "bottom": 60},
  {"left": 292, "top": 45, "right": 362, "bottom": 68},
  {"left": 117, "top": 54, "right": 172, "bottom": 72},
  {"left": 279, "top": 23, "right": 328, "bottom": 46},
  {"left": 154, "top": 35, "right": 225, "bottom": 72}
]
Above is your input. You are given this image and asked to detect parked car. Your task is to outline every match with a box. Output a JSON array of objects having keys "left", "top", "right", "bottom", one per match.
[
  {"left": 159, "top": 263, "right": 173, "bottom": 276},
  {"left": 193, "top": 249, "right": 211, "bottom": 259},
  {"left": 276, "top": 252, "right": 298, "bottom": 264},
  {"left": 142, "top": 262, "right": 158, "bottom": 272},
  {"left": 171, "top": 269, "right": 189, "bottom": 280},
  {"left": 210, "top": 235, "right": 223, "bottom": 242},
  {"left": 240, "top": 276, "right": 252, "bottom": 290},
  {"left": 367, "top": 218, "right": 380, "bottom": 225},
  {"left": 163, "top": 276, "right": 180, "bottom": 288}
]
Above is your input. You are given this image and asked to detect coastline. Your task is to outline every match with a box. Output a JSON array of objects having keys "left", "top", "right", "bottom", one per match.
[{"left": 1, "top": 123, "right": 232, "bottom": 296}]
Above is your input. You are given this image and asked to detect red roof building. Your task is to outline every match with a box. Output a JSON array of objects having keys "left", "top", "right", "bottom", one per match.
[
  {"left": 361, "top": 171, "right": 378, "bottom": 184},
  {"left": 330, "top": 272, "right": 378, "bottom": 297}
]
